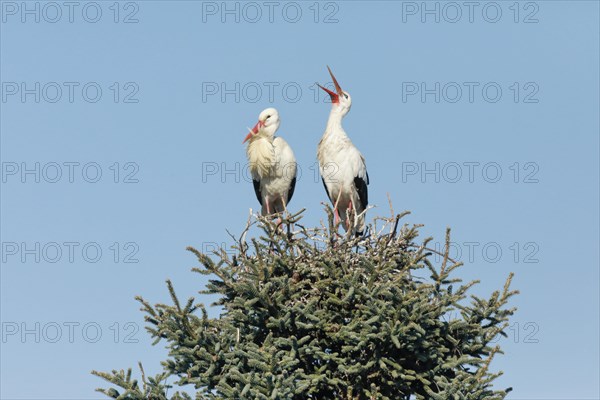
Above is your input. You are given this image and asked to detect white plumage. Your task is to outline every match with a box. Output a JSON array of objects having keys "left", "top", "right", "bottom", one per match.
[
  {"left": 243, "top": 108, "right": 297, "bottom": 215},
  {"left": 317, "top": 67, "right": 369, "bottom": 234}
]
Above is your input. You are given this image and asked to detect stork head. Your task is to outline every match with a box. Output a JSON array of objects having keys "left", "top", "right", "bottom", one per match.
[
  {"left": 318, "top": 66, "right": 352, "bottom": 116},
  {"left": 243, "top": 107, "right": 280, "bottom": 143}
]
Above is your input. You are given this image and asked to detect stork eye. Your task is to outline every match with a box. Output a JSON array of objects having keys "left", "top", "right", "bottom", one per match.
[{"left": 344, "top": 94, "right": 348, "bottom": 99}]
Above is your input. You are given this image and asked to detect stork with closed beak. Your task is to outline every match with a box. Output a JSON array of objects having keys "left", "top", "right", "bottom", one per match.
[
  {"left": 317, "top": 67, "right": 369, "bottom": 234},
  {"left": 243, "top": 108, "right": 297, "bottom": 216}
]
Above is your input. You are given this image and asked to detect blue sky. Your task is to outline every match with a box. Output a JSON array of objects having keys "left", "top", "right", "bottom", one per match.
[{"left": 1, "top": 1, "right": 598, "bottom": 398}]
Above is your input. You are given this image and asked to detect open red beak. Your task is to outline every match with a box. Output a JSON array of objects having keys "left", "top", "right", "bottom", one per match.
[
  {"left": 242, "top": 120, "right": 265, "bottom": 143},
  {"left": 318, "top": 66, "right": 344, "bottom": 104}
]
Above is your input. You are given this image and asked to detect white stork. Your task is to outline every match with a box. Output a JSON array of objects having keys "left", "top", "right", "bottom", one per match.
[
  {"left": 243, "top": 108, "right": 297, "bottom": 216},
  {"left": 317, "top": 67, "right": 369, "bottom": 234}
]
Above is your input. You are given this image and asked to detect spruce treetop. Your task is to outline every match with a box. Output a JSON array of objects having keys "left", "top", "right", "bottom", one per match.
[{"left": 93, "top": 208, "right": 518, "bottom": 399}]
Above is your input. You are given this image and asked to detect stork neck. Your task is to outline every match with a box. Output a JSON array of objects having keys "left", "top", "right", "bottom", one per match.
[{"left": 325, "top": 108, "right": 345, "bottom": 135}]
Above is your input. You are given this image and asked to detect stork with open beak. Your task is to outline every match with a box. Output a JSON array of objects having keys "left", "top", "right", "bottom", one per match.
[
  {"left": 243, "top": 108, "right": 297, "bottom": 216},
  {"left": 317, "top": 67, "right": 369, "bottom": 234}
]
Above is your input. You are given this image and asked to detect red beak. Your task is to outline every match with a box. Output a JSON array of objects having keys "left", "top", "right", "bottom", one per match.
[
  {"left": 242, "top": 120, "right": 265, "bottom": 143},
  {"left": 318, "top": 84, "right": 339, "bottom": 104},
  {"left": 318, "top": 66, "right": 344, "bottom": 104}
]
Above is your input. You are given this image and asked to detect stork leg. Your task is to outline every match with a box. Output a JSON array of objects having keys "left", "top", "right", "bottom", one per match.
[
  {"left": 277, "top": 197, "right": 287, "bottom": 228},
  {"left": 281, "top": 197, "right": 288, "bottom": 215},
  {"left": 265, "top": 196, "right": 271, "bottom": 215},
  {"left": 264, "top": 196, "right": 276, "bottom": 254},
  {"left": 333, "top": 209, "right": 340, "bottom": 224},
  {"left": 281, "top": 197, "right": 293, "bottom": 240},
  {"left": 346, "top": 200, "right": 353, "bottom": 230},
  {"left": 333, "top": 190, "right": 343, "bottom": 225}
]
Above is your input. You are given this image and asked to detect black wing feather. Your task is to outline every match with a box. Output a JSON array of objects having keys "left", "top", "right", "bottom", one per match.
[
  {"left": 354, "top": 174, "right": 369, "bottom": 211},
  {"left": 252, "top": 179, "right": 262, "bottom": 206},
  {"left": 287, "top": 176, "right": 297, "bottom": 204},
  {"left": 321, "top": 177, "right": 333, "bottom": 203}
]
